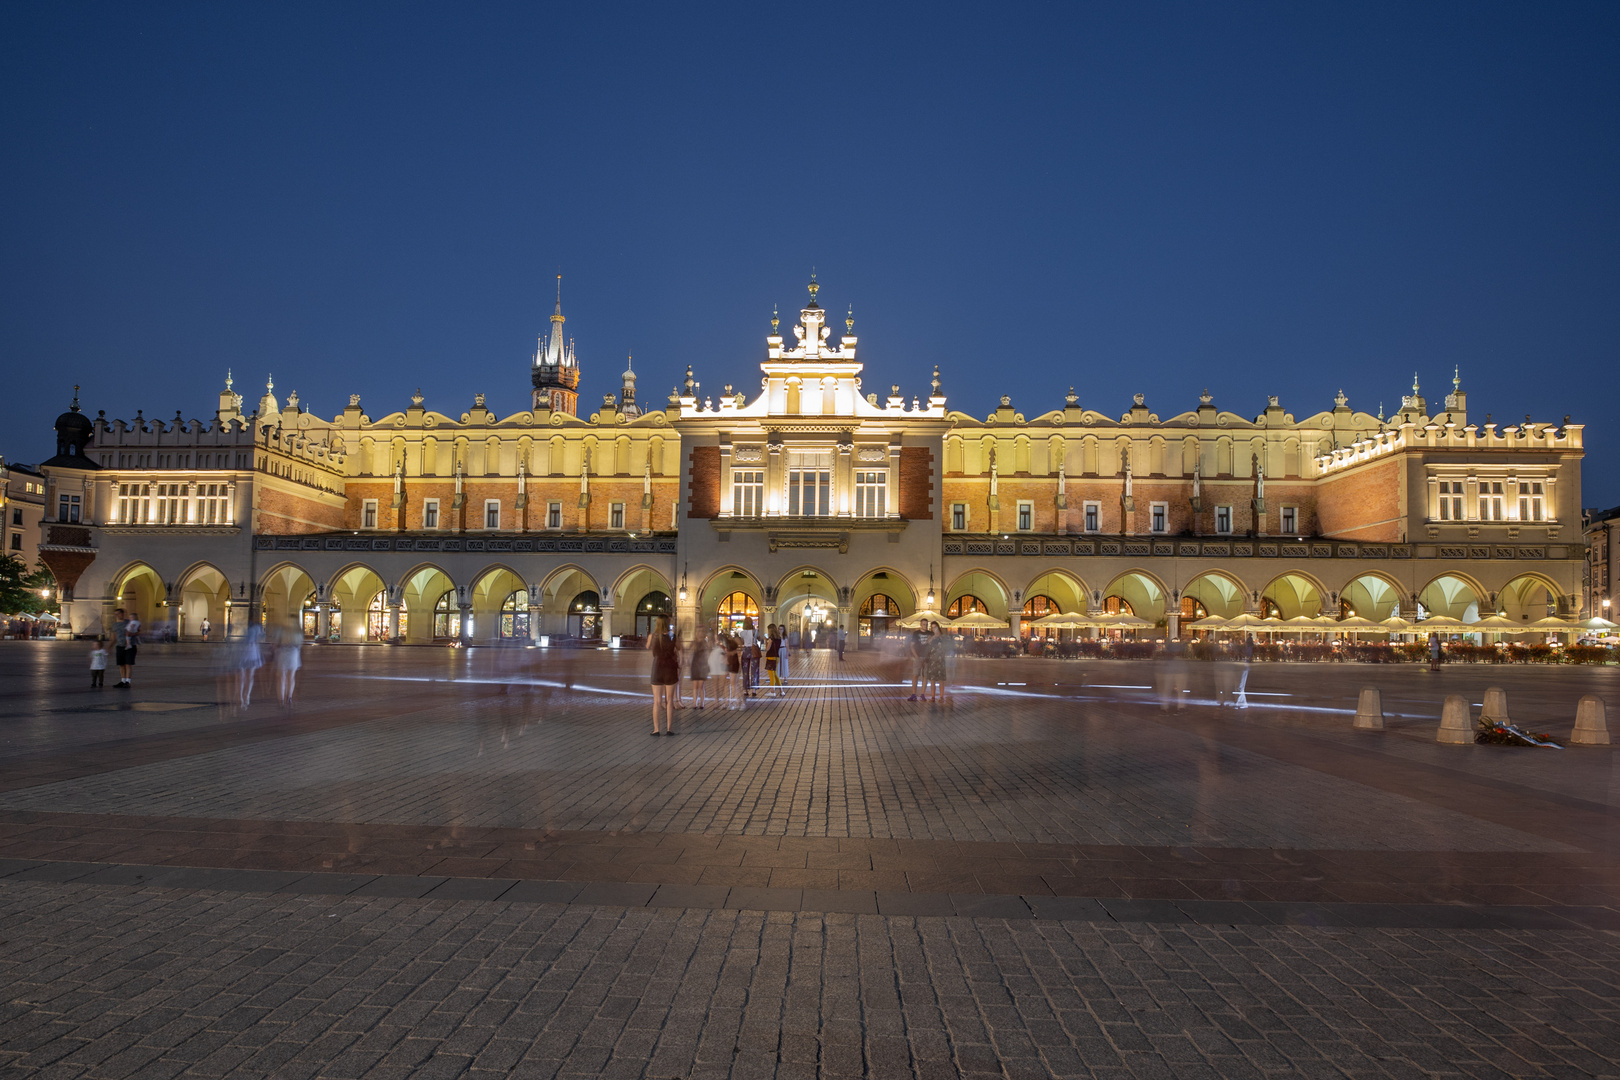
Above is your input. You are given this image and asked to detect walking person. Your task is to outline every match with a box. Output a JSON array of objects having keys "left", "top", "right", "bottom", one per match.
[
  {"left": 112, "top": 608, "right": 140, "bottom": 688},
  {"left": 906, "top": 628, "right": 926, "bottom": 701},
  {"left": 647, "top": 616, "right": 679, "bottom": 734},
  {"left": 765, "top": 623, "right": 785, "bottom": 697},
  {"left": 237, "top": 621, "right": 265, "bottom": 707},
  {"left": 89, "top": 635, "right": 109, "bottom": 688},
  {"left": 924, "top": 623, "right": 948, "bottom": 702},
  {"left": 722, "top": 628, "right": 743, "bottom": 708},
  {"left": 689, "top": 625, "right": 712, "bottom": 709},
  {"left": 740, "top": 618, "right": 758, "bottom": 699},
  {"left": 201, "top": 617, "right": 212, "bottom": 643},
  {"left": 274, "top": 620, "right": 302, "bottom": 707},
  {"left": 837, "top": 627, "right": 846, "bottom": 661}
]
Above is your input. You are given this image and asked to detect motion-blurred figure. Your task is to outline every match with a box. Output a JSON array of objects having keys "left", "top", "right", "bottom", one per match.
[{"left": 273, "top": 619, "right": 302, "bottom": 706}]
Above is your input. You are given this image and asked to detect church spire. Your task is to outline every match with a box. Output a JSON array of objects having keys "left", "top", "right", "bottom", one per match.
[{"left": 532, "top": 274, "right": 580, "bottom": 415}]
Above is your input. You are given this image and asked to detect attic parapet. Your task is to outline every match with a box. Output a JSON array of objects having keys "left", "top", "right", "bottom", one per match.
[{"left": 1316, "top": 418, "right": 1584, "bottom": 475}]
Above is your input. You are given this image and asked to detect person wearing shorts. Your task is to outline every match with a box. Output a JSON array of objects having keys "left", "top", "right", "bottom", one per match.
[{"left": 112, "top": 608, "right": 140, "bottom": 688}]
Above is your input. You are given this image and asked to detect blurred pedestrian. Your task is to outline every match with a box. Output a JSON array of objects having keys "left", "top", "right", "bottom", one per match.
[
  {"left": 722, "top": 628, "right": 742, "bottom": 708},
  {"left": 740, "top": 618, "right": 759, "bottom": 698},
  {"left": 237, "top": 621, "right": 265, "bottom": 707},
  {"left": 689, "top": 625, "right": 712, "bottom": 709},
  {"left": 273, "top": 620, "right": 302, "bottom": 706},
  {"left": 201, "top": 617, "right": 212, "bottom": 643},
  {"left": 837, "top": 627, "right": 846, "bottom": 661},
  {"left": 647, "top": 616, "right": 679, "bottom": 734},
  {"left": 765, "top": 623, "right": 784, "bottom": 697}
]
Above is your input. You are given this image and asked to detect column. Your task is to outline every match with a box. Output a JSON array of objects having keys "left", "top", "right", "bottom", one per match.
[
  {"left": 315, "top": 602, "right": 330, "bottom": 644},
  {"left": 386, "top": 600, "right": 401, "bottom": 643},
  {"left": 528, "top": 604, "right": 543, "bottom": 642},
  {"left": 1166, "top": 601, "right": 1180, "bottom": 641},
  {"left": 600, "top": 604, "right": 615, "bottom": 642},
  {"left": 838, "top": 605, "right": 853, "bottom": 651},
  {"left": 458, "top": 602, "right": 474, "bottom": 647},
  {"left": 165, "top": 598, "right": 182, "bottom": 641}
]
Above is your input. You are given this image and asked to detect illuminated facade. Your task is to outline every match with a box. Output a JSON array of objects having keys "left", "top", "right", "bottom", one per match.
[{"left": 35, "top": 278, "right": 1587, "bottom": 647}]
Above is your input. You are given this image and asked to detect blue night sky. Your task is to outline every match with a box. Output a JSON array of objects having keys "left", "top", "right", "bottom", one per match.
[{"left": 3, "top": 3, "right": 1618, "bottom": 506}]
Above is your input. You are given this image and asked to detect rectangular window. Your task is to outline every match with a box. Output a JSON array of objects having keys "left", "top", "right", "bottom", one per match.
[
  {"left": 58, "top": 493, "right": 81, "bottom": 523},
  {"left": 116, "top": 483, "right": 150, "bottom": 524},
  {"left": 484, "top": 500, "right": 501, "bottom": 530},
  {"left": 1016, "top": 501, "right": 1033, "bottom": 531},
  {"left": 731, "top": 469, "right": 764, "bottom": 518},
  {"left": 8, "top": 533, "right": 18, "bottom": 551},
  {"left": 547, "top": 501, "right": 562, "bottom": 529},
  {"left": 951, "top": 503, "right": 966, "bottom": 531},
  {"left": 1280, "top": 506, "right": 1297, "bottom": 534},
  {"left": 1150, "top": 502, "right": 1167, "bottom": 534},
  {"left": 1519, "top": 481, "right": 1544, "bottom": 522},
  {"left": 610, "top": 502, "right": 625, "bottom": 529},
  {"left": 1083, "top": 502, "right": 1100, "bottom": 532},
  {"left": 1215, "top": 505, "right": 1232, "bottom": 534},
  {"left": 198, "top": 483, "right": 228, "bottom": 524},
  {"left": 788, "top": 469, "right": 832, "bottom": 516},
  {"left": 9, "top": 508, "right": 19, "bottom": 526},
  {"left": 1438, "top": 480, "right": 1464, "bottom": 521},
  {"left": 422, "top": 499, "right": 439, "bottom": 529},
  {"left": 1479, "top": 481, "right": 1504, "bottom": 521},
  {"left": 854, "top": 470, "right": 887, "bottom": 518},
  {"left": 362, "top": 499, "right": 378, "bottom": 529},
  {"left": 153, "top": 484, "right": 183, "bottom": 525}
]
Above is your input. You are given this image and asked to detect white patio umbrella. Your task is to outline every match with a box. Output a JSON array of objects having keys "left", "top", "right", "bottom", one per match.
[
  {"left": 895, "top": 609, "right": 946, "bottom": 629},
  {"left": 946, "top": 611, "right": 1012, "bottom": 631}
]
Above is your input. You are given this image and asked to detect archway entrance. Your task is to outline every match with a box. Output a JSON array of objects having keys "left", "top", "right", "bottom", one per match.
[
  {"left": 179, "top": 566, "right": 229, "bottom": 640},
  {"left": 781, "top": 596, "right": 839, "bottom": 649},
  {"left": 859, "top": 593, "right": 899, "bottom": 639},
  {"left": 1341, "top": 575, "right": 1403, "bottom": 622},
  {"left": 1260, "top": 573, "right": 1324, "bottom": 620},
  {"left": 114, "top": 565, "right": 166, "bottom": 632},
  {"left": 568, "top": 590, "right": 602, "bottom": 639},
  {"left": 715, "top": 591, "right": 759, "bottom": 633},
  {"left": 632, "top": 591, "right": 671, "bottom": 637},
  {"left": 1418, "top": 575, "right": 1480, "bottom": 622}
]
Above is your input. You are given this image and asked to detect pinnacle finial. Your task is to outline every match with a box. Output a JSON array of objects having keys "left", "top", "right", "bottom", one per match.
[
  {"left": 1412, "top": 372, "right": 1420, "bottom": 395},
  {"left": 225, "top": 369, "right": 233, "bottom": 391},
  {"left": 771, "top": 304, "right": 779, "bottom": 333},
  {"left": 807, "top": 269, "right": 819, "bottom": 307},
  {"left": 846, "top": 304, "right": 854, "bottom": 334},
  {"left": 71, "top": 384, "right": 80, "bottom": 410},
  {"left": 1453, "top": 365, "right": 1461, "bottom": 392},
  {"left": 266, "top": 373, "right": 274, "bottom": 391}
]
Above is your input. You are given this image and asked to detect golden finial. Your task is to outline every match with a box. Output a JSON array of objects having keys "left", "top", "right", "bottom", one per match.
[
  {"left": 807, "top": 269, "right": 819, "bottom": 305},
  {"left": 771, "top": 304, "right": 779, "bottom": 333},
  {"left": 846, "top": 304, "right": 854, "bottom": 334}
]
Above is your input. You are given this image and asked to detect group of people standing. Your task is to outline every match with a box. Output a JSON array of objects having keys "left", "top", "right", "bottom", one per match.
[
  {"left": 645, "top": 617, "right": 800, "bottom": 735},
  {"left": 904, "top": 622, "right": 956, "bottom": 703}
]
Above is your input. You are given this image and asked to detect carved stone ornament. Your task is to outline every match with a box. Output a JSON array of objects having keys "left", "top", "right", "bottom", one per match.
[{"left": 732, "top": 445, "right": 765, "bottom": 464}]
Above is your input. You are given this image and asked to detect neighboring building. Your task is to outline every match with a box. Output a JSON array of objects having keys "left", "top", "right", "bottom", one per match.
[
  {"left": 1585, "top": 504, "right": 1619, "bottom": 621},
  {"left": 36, "top": 277, "right": 1587, "bottom": 645},
  {"left": 0, "top": 457, "right": 48, "bottom": 567}
]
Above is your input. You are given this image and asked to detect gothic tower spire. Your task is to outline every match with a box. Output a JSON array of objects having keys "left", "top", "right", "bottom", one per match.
[{"left": 532, "top": 274, "right": 580, "bottom": 415}]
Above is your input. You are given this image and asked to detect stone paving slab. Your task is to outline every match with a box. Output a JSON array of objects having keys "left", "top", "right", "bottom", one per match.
[{"left": 3, "top": 879, "right": 1620, "bottom": 1080}]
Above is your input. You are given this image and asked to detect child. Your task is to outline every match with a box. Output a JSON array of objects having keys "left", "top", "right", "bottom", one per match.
[{"left": 90, "top": 635, "right": 109, "bottom": 688}]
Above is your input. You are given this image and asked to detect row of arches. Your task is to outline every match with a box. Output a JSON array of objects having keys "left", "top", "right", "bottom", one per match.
[{"left": 104, "top": 559, "right": 1568, "bottom": 644}]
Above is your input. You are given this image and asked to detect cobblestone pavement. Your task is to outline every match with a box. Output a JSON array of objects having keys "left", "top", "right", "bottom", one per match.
[{"left": 2, "top": 641, "right": 1619, "bottom": 1078}]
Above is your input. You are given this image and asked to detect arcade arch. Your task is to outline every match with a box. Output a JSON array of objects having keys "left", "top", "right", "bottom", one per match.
[
  {"left": 613, "top": 566, "right": 675, "bottom": 638},
  {"left": 177, "top": 564, "right": 229, "bottom": 641},
  {"left": 1101, "top": 571, "right": 1166, "bottom": 626},
  {"left": 470, "top": 566, "right": 527, "bottom": 643},
  {"left": 1259, "top": 572, "right": 1325, "bottom": 620},
  {"left": 1417, "top": 574, "right": 1481, "bottom": 622},
  {"left": 1498, "top": 573, "right": 1560, "bottom": 623},
  {"left": 112, "top": 563, "right": 166, "bottom": 629},
  {"left": 1023, "top": 570, "right": 1087, "bottom": 614},
  {"left": 775, "top": 567, "right": 840, "bottom": 647},
  {"left": 699, "top": 568, "right": 762, "bottom": 631},
  {"left": 329, "top": 565, "right": 388, "bottom": 643},
  {"left": 540, "top": 566, "right": 601, "bottom": 638},
  {"left": 1340, "top": 573, "right": 1404, "bottom": 622},
  {"left": 1180, "top": 571, "right": 1244, "bottom": 620},
  {"left": 946, "top": 571, "right": 1009, "bottom": 619},
  {"left": 400, "top": 565, "right": 456, "bottom": 643},
  {"left": 260, "top": 563, "right": 317, "bottom": 640}
]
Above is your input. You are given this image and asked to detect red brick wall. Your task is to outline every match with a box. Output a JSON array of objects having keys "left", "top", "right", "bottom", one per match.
[
  {"left": 688, "top": 446, "right": 720, "bottom": 519},
  {"left": 257, "top": 486, "right": 347, "bottom": 534},
  {"left": 1315, "top": 458, "right": 1402, "bottom": 541},
  {"left": 898, "top": 447, "right": 933, "bottom": 520}
]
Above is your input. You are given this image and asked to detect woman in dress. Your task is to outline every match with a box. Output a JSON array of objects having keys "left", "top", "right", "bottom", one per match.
[
  {"left": 689, "top": 625, "right": 712, "bottom": 709},
  {"left": 646, "top": 616, "right": 680, "bottom": 734},
  {"left": 274, "top": 618, "right": 303, "bottom": 706},
  {"left": 764, "top": 623, "right": 784, "bottom": 697}
]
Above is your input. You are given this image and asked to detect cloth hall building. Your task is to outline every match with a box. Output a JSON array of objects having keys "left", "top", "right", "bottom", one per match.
[{"left": 35, "top": 279, "right": 1587, "bottom": 648}]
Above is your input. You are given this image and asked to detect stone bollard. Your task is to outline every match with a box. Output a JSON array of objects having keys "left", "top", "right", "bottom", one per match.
[
  {"left": 1353, "top": 688, "right": 1384, "bottom": 730},
  {"left": 1437, "top": 694, "right": 1473, "bottom": 744},
  {"left": 1481, "top": 687, "right": 1510, "bottom": 723},
  {"left": 1571, "top": 696, "right": 1610, "bottom": 746}
]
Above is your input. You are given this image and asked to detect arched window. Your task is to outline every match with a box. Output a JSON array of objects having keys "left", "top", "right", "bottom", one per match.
[
  {"left": 569, "top": 590, "right": 601, "bottom": 639},
  {"left": 947, "top": 594, "right": 988, "bottom": 618},
  {"left": 433, "top": 590, "right": 459, "bottom": 640},
  {"left": 301, "top": 590, "right": 318, "bottom": 640},
  {"left": 634, "top": 590, "right": 672, "bottom": 637},
  {"left": 500, "top": 590, "right": 529, "bottom": 640},
  {"left": 326, "top": 600, "right": 342, "bottom": 641},
  {"left": 716, "top": 591, "right": 758, "bottom": 630},
  {"left": 1180, "top": 596, "right": 1208, "bottom": 621},
  {"left": 859, "top": 593, "right": 898, "bottom": 639},
  {"left": 1102, "top": 595, "right": 1134, "bottom": 616},
  {"left": 1260, "top": 597, "right": 1282, "bottom": 619},
  {"left": 1021, "top": 594, "right": 1056, "bottom": 639}
]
